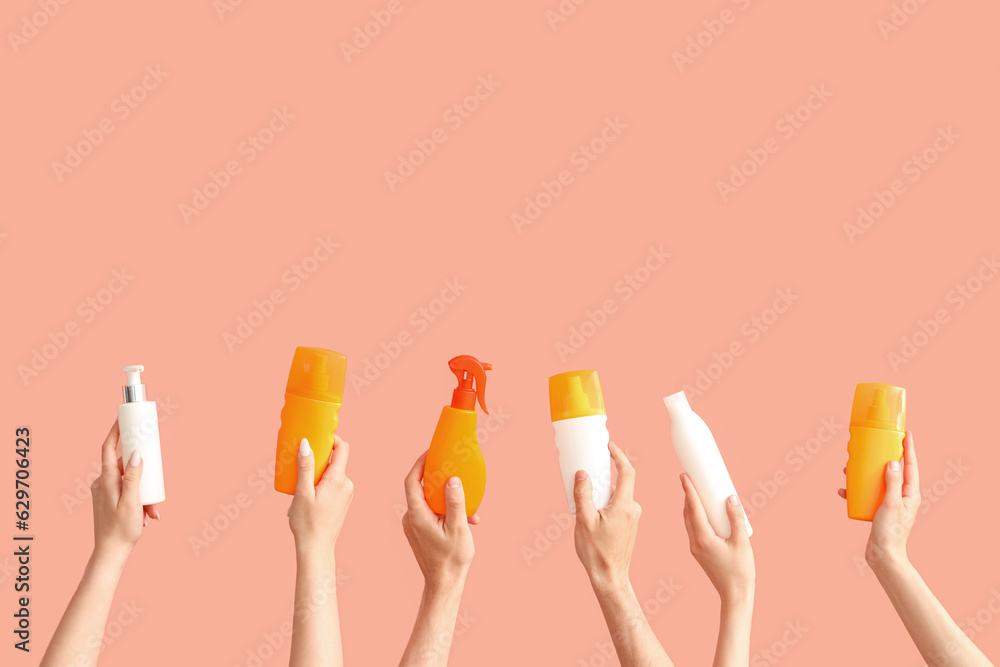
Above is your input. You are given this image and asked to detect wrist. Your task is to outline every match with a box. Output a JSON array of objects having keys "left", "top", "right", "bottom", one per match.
[
  {"left": 720, "top": 586, "right": 755, "bottom": 612},
  {"left": 424, "top": 569, "right": 468, "bottom": 598},
  {"left": 89, "top": 545, "right": 130, "bottom": 578},
  {"left": 867, "top": 546, "right": 909, "bottom": 577},
  {"left": 590, "top": 573, "right": 633, "bottom": 601}
]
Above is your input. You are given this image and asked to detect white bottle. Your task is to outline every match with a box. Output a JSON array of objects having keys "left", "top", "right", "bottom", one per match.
[
  {"left": 117, "top": 365, "right": 165, "bottom": 505},
  {"left": 664, "top": 391, "right": 751, "bottom": 538},
  {"left": 550, "top": 371, "right": 612, "bottom": 513}
]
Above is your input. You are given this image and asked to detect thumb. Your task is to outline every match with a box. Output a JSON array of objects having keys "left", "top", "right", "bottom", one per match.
[
  {"left": 883, "top": 458, "right": 903, "bottom": 506},
  {"left": 573, "top": 471, "right": 597, "bottom": 523},
  {"left": 443, "top": 477, "right": 468, "bottom": 532},
  {"left": 725, "top": 495, "right": 749, "bottom": 543},
  {"left": 120, "top": 449, "right": 143, "bottom": 507},
  {"left": 295, "top": 438, "right": 316, "bottom": 499}
]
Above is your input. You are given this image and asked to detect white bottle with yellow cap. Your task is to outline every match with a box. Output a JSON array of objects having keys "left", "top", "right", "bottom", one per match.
[{"left": 549, "top": 370, "right": 612, "bottom": 513}]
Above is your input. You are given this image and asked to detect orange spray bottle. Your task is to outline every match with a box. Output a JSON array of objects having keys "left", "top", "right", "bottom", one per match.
[
  {"left": 274, "top": 347, "right": 347, "bottom": 495},
  {"left": 423, "top": 355, "right": 491, "bottom": 516},
  {"left": 845, "top": 383, "right": 906, "bottom": 520}
]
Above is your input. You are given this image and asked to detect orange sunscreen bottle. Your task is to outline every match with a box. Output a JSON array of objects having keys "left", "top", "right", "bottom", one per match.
[
  {"left": 423, "top": 355, "right": 492, "bottom": 516},
  {"left": 846, "top": 383, "right": 906, "bottom": 520},
  {"left": 274, "top": 347, "right": 347, "bottom": 495}
]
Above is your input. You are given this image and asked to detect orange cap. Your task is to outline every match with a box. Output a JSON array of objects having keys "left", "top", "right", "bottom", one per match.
[
  {"left": 850, "top": 382, "right": 905, "bottom": 432},
  {"left": 549, "top": 370, "right": 605, "bottom": 421},
  {"left": 449, "top": 355, "right": 491, "bottom": 413},
  {"left": 285, "top": 347, "right": 347, "bottom": 403}
]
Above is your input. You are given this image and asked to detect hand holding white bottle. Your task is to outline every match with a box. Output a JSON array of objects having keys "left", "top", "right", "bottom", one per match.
[{"left": 664, "top": 391, "right": 750, "bottom": 539}]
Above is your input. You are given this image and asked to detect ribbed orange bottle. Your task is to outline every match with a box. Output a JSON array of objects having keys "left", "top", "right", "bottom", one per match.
[
  {"left": 274, "top": 347, "right": 347, "bottom": 495},
  {"left": 423, "top": 355, "right": 491, "bottom": 516},
  {"left": 846, "top": 383, "right": 906, "bottom": 520}
]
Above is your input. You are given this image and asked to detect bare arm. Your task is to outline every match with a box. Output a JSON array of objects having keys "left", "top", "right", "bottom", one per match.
[
  {"left": 844, "top": 432, "right": 993, "bottom": 667},
  {"left": 288, "top": 436, "right": 353, "bottom": 667},
  {"left": 41, "top": 422, "right": 149, "bottom": 667},
  {"left": 574, "top": 443, "right": 674, "bottom": 667},
  {"left": 399, "top": 454, "right": 476, "bottom": 667}
]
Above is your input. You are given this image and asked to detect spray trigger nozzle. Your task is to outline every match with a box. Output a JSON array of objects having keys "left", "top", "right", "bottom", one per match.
[{"left": 448, "top": 355, "right": 491, "bottom": 414}]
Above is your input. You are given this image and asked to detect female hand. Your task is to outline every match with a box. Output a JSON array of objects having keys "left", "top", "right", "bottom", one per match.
[
  {"left": 839, "top": 431, "right": 919, "bottom": 571},
  {"left": 288, "top": 436, "right": 354, "bottom": 556},
  {"left": 680, "top": 473, "right": 754, "bottom": 602},
  {"left": 401, "top": 452, "right": 476, "bottom": 589},
  {"left": 91, "top": 421, "right": 145, "bottom": 563},
  {"left": 573, "top": 443, "right": 641, "bottom": 594}
]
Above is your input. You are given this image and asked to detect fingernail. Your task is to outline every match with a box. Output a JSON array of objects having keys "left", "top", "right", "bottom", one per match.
[
  {"left": 575, "top": 470, "right": 586, "bottom": 482},
  {"left": 299, "top": 438, "right": 311, "bottom": 457},
  {"left": 728, "top": 495, "right": 739, "bottom": 505},
  {"left": 447, "top": 477, "right": 462, "bottom": 488},
  {"left": 128, "top": 450, "right": 141, "bottom": 466},
  {"left": 143, "top": 517, "right": 148, "bottom": 527},
  {"left": 889, "top": 460, "right": 900, "bottom": 471}
]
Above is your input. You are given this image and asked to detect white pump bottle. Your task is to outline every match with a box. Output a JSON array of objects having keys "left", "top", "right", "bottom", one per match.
[{"left": 117, "top": 365, "right": 165, "bottom": 505}]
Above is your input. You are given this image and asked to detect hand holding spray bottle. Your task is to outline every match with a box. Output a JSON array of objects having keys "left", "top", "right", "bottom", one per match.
[{"left": 845, "top": 383, "right": 906, "bottom": 521}]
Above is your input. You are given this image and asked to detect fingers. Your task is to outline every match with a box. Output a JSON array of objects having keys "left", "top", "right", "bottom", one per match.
[
  {"left": 838, "top": 488, "right": 846, "bottom": 499},
  {"left": 680, "top": 473, "right": 713, "bottom": 541},
  {"left": 119, "top": 449, "right": 143, "bottom": 508},
  {"left": 901, "top": 431, "right": 919, "bottom": 499},
  {"left": 468, "top": 513, "right": 481, "bottom": 526},
  {"left": 144, "top": 504, "right": 161, "bottom": 521},
  {"left": 573, "top": 471, "right": 597, "bottom": 524},
  {"left": 443, "top": 477, "right": 468, "bottom": 533},
  {"left": 295, "top": 438, "right": 316, "bottom": 499},
  {"left": 883, "top": 458, "right": 903, "bottom": 506},
  {"left": 404, "top": 452, "right": 431, "bottom": 514},
  {"left": 725, "top": 495, "right": 749, "bottom": 544},
  {"left": 323, "top": 435, "right": 350, "bottom": 482},
  {"left": 608, "top": 443, "right": 635, "bottom": 508},
  {"left": 101, "top": 421, "right": 120, "bottom": 478}
]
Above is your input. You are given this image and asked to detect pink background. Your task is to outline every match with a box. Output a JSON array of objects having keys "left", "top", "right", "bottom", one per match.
[{"left": 2, "top": 0, "right": 999, "bottom": 665}]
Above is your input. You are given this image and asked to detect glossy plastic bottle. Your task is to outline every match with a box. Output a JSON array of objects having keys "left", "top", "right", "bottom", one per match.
[
  {"left": 549, "top": 370, "right": 612, "bottom": 513},
  {"left": 274, "top": 347, "right": 347, "bottom": 495},
  {"left": 846, "top": 383, "right": 906, "bottom": 521},
  {"left": 117, "top": 365, "right": 165, "bottom": 505},
  {"left": 423, "top": 355, "right": 491, "bottom": 516},
  {"left": 664, "top": 391, "right": 752, "bottom": 539}
]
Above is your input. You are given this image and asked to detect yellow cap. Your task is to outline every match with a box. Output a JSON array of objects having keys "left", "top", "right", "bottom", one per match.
[
  {"left": 850, "top": 383, "right": 905, "bottom": 432},
  {"left": 286, "top": 347, "right": 347, "bottom": 403},
  {"left": 549, "top": 370, "right": 605, "bottom": 421}
]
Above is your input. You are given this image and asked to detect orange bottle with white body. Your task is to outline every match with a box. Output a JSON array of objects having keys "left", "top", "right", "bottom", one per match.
[
  {"left": 423, "top": 356, "right": 491, "bottom": 516},
  {"left": 274, "top": 347, "right": 347, "bottom": 495},
  {"left": 846, "top": 383, "right": 906, "bottom": 521}
]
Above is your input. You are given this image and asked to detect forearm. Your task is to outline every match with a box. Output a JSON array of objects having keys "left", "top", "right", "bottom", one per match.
[
  {"left": 289, "top": 552, "right": 342, "bottom": 667},
  {"left": 41, "top": 548, "right": 127, "bottom": 667},
  {"left": 874, "top": 556, "right": 992, "bottom": 667},
  {"left": 593, "top": 581, "right": 673, "bottom": 667},
  {"left": 713, "top": 591, "right": 754, "bottom": 667},
  {"left": 399, "top": 576, "right": 466, "bottom": 667}
]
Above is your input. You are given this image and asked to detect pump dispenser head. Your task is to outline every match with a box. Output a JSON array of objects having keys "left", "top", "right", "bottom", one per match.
[
  {"left": 549, "top": 370, "right": 606, "bottom": 421},
  {"left": 448, "top": 355, "right": 491, "bottom": 413},
  {"left": 850, "top": 383, "right": 906, "bottom": 431},
  {"left": 122, "top": 365, "right": 146, "bottom": 403},
  {"left": 286, "top": 347, "right": 347, "bottom": 403}
]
